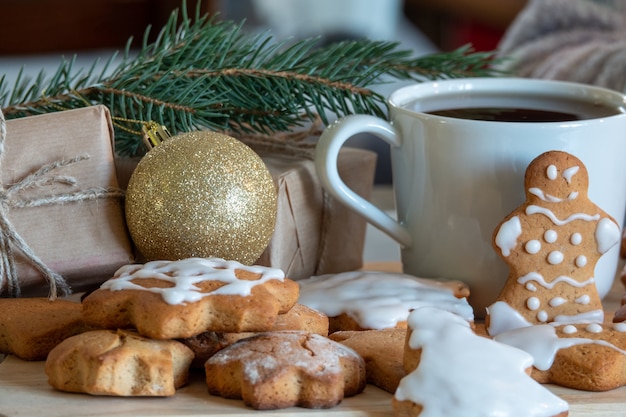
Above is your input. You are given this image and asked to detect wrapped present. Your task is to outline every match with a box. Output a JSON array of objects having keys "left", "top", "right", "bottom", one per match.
[
  {"left": 257, "top": 148, "right": 377, "bottom": 280},
  {"left": 1, "top": 106, "right": 134, "bottom": 298},
  {"left": 116, "top": 147, "right": 377, "bottom": 280}
]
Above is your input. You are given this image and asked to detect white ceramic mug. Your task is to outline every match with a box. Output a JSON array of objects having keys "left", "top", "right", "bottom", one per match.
[{"left": 315, "top": 77, "right": 626, "bottom": 316}]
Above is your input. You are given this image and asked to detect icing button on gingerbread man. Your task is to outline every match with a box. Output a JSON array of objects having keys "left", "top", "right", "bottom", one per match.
[{"left": 487, "top": 151, "right": 620, "bottom": 334}]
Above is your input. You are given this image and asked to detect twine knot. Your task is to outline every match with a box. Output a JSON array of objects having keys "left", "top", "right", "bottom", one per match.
[{"left": 0, "top": 108, "right": 125, "bottom": 299}]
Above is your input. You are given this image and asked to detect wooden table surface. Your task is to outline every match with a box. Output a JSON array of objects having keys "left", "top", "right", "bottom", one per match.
[{"left": 2, "top": 262, "right": 626, "bottom": 417}]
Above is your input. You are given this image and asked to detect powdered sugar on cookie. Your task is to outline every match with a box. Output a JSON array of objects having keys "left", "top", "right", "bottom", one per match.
[
  {"left": 207, "top": 331, "right": 357, "bottom": 381},
  {"left": 205, "top": 330, "right": 366, "bottom": 409}
]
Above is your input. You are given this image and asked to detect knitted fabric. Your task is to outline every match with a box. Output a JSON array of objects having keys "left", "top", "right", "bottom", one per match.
[{"left": 497, "top": 0, "right": 626, "bottom": 92}]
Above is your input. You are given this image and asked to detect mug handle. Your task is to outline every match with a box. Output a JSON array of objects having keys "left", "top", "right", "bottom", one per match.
[{"left": 315, "top": 115, "right": 412, "bottom": 248}]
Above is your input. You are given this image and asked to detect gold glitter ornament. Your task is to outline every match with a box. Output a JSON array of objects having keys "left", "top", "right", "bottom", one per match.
[{"left": 125, "top": 131, "right": 277, "bottom": 264}]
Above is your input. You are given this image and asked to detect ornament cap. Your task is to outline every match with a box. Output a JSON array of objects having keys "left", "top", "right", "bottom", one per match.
[{"left": 142, "top": 122, "right": 172, "bottom": 150}]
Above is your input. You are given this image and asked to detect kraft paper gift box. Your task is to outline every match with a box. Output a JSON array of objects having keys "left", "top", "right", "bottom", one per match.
[
  {"left": 2, "top": 105, "right": 134, "bottom": 297},
  {"left": 256, "top": 148, "right": 377, "bottom": 280}
]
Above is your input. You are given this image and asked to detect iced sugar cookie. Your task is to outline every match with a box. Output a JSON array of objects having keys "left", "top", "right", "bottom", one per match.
[
  {"left": 82, "top": 258, "right": 299, "bottom": 339},
  {"left": 298, "top": 271, "right": 473, "bottom": 332},
  {"left": 393, "top": 307, "right": 569, "bottom": 417}
]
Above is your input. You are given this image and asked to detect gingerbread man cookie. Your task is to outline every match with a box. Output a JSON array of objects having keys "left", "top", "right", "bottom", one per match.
[{"left": 487, "top": 151, "right": 620, "bottom": 333}]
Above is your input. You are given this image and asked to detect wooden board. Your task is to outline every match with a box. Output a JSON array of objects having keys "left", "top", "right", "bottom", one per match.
[
  {"left": 3, "top": 355, "right": 626, "bottom": 417},
  {"left": 2, "top": 262, "right": 626, "bottom": 416},
  {"left": 0, "top": 356, "right": 392, "bottom": 417}
]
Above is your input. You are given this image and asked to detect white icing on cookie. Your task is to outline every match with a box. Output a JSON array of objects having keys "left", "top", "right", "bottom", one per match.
[
  {"left": 495, "top": 324, "right": 626, "bottom": 371},
  {"left": 102, "top": 258, "right": 285, "bottom": 305},
  {"left": 495, "top": 216, "right": 522, "bottom": 256},
  {"left": 575, "top": 294, "right": 590, "bottom": 305},
  {"left": 562, "top": 325, "right": 577, "bottom": 334},
  {"left": 546, "top": 164, "right": 558, "bottom": 180},
  {"left": 570, "top": 232, "right": 582, "bottom": 245},
  {"left": 517, "top": 272, "right": 595, "bottom": 289},
  {"left": 562, "top": 166, "right": 579, "bottom": 184},
  {"left": 527, "top": 297, "right": 540, "bottom": 311},
  {"left": 547, "top": 251, "right": 564, "bottom": 265},
  {"left": 525, "top": 240, "right": 541, "bottom": 254},
  {"left": 525, "top": 205, "right": 600, "bottom": 226},
  {"left": 487, "top": 301, "right": 604, "bottom": 334},
  {"left": 595, "top": 217, "right": 621, "bottom": 254},
  {"left": 537, "top": 311, "right": 548, "bottom": 322},
  {"left": 549, "top": 297, "right": 566, "bottom": 307},
  {"left": 586, "top": 323, "right": 603, "bottom": 333},
  {"left": 394, "top": 307, "right": 569, "bottom": 417},
  {"left": 554, "top": 309, "right": 604, "bottom": 324},
  {"left": 298, "top": 271, "right": 473, "bottom": 329},
  {"left": 544, "top": 230, "right": 557, "bottom": 243},
  {"left": 528, "top": 188, "right": 576, "bottom": 203},
  {"left": 486, "top": 301, "right": 532, "bottom": 336},
  {"left": 613, "top": 323, "right": 626, "bottom": 332}
]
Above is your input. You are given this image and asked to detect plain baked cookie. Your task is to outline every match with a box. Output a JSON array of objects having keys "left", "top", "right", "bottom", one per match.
[
  {"left": 204, "top": 330, "right": 366, "bottom": 410},
  {"left": 45, "top": 329, "right": 193, "bottom": 396},
  {"left": 488, "top": 150, "right": 620, "bottom": 329},
  {"left": 393, "top": 307, "right": 569, "bottom": 417},
  {"left": 268, "top": 302, "right": 329, "bottom": 335},
  {"left": 298, "top": 271, "right": 473, "bottom": 332},
  {"left": 82, "top": 258, "right": 299, "bottom": 339},
  {"left": 329, "top": 329, "right": 406, "bottom": 393},
  {"left": 0, "top": 298, "right": 94, "bottom": 360}
]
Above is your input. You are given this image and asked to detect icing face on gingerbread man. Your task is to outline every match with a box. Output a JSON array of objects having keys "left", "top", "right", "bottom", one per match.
[
  {"left": 487, "top": 151, "right": 621, "bottom": 334},
  {"left": 525, "top": 155, "right": 587, "bottom": 205}
]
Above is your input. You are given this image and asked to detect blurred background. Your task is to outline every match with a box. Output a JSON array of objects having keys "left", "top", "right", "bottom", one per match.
[
  {"left": 0, "top": 0, "right": 527, "bottom": 183},
  {"left": 0, "top": 0, "right": 526, "bottom": 55}
]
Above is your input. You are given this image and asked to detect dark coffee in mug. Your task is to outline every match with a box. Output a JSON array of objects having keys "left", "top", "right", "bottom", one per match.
[
  {"left": 417, "top": 95, "right": 625, "bottom": 122},
  {"left": 428, "top": 107, "right": 579, "bottom": 122}
]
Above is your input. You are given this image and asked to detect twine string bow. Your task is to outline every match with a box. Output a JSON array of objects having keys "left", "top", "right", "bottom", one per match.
[{"left": 0, "top": 108, "right": 125, "bottom": 299}]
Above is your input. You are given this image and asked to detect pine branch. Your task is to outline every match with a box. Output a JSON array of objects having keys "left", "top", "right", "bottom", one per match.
[{"left": 0, "top": 4, "right": 504, "bottom": 156}]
